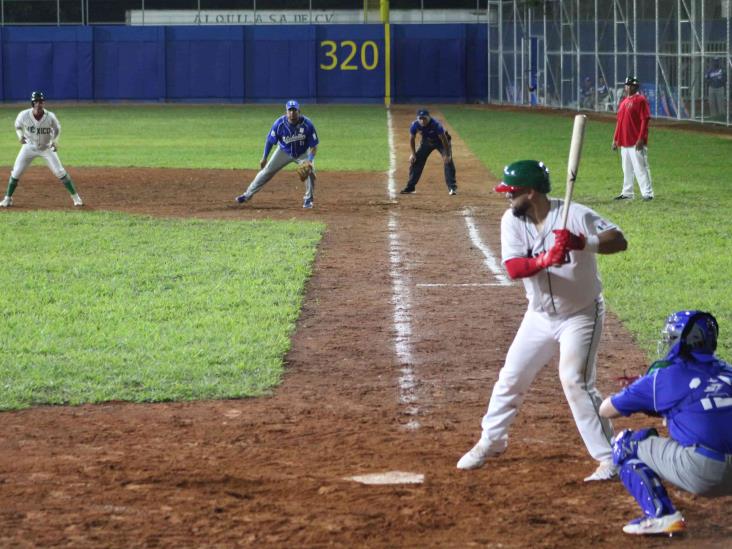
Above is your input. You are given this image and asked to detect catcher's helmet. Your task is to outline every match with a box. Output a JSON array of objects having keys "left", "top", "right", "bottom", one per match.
[
  {"left": 30, "top": 91, "right": 45, "bottom": 104},
  {"left": 657, "top": 310, "right": 718, "bottom": 358},
  {"left": 494, "top": 160, "right": 551, "bottom": 194}
]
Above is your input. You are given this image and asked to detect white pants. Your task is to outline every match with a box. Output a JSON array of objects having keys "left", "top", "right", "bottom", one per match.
[
  {"left": 11, "top": 144, "right": 67, "bottom": 180},
  {"left": 245, "top": 147, "right": 315, "bottom": 201},
  {"left": 619, "top": 146, "right": 653, "bottom": 199},
  {"left": 478, "top": 298, "right": 613, "bottom": 462}
]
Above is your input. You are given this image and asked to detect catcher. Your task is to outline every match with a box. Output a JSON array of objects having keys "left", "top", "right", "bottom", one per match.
[
  {"left": 235, "top": 99, "right": 319, "bottom": 209},
  {"left": 600, "top": 310, "right": 732, "bottom": 535}
]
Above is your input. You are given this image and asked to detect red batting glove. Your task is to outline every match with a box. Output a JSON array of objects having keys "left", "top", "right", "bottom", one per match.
[
  {"left": 536, "top": 241, "right": 568, "bottom": 268},
  {"left": 553, "top": 229, "right": 586, "bottom": 251}
]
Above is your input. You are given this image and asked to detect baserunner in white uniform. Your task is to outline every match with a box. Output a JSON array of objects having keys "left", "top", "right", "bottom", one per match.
[
  {"left": 1, "top": 91, "right": 82, "bottom": 208},
  {"left": 457, "top": 160, "right": 628, "bottom": 481}
]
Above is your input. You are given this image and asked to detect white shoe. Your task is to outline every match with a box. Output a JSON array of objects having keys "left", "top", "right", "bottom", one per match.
[
  {"left": 584, "top": 460, "right": 618, "bottom": 481},
  {"left": 622, "top": 511, "right": 685, "bottom": 535},
  {"left": 72, "top": 194, "right": 83, "bottom": 207},
  {"left": 456, "top": 441, "right": 496, "bottom": 470},
  {"left": 0, "top": 195, "right": 12, "bottom": 207}
]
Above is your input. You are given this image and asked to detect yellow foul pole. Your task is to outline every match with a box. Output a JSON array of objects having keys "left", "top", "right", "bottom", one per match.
[{"left": 382, "top": 0, "right": 391, "bottom": 107}]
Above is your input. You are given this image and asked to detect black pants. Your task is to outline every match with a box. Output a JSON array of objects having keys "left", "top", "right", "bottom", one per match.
[{"left": 405, "top": 136, "right": 457, "bottom": 191}]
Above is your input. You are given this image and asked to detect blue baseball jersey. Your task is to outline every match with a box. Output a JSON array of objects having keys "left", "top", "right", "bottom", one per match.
[
  {"left": 612, "top": 354, "right": 732, "bottom": 453},
  {"left": 266, "top": 115, "right": 319, "bottom": 159},
  {"left": 409, "top": 117, "right": 446, "bottom": 143}
]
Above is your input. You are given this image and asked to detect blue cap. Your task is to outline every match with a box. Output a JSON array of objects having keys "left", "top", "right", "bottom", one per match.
[
  {"left": 286, "top": 99, "right": 300, "bottom": 111},
  {"left": 417, "top": 108, "right": 430, "bottom": 117}
]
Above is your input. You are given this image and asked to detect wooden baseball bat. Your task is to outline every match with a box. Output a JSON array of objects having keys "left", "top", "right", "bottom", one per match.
[{"left": 560, "top": 114, "right": 587, "bottom": 229}]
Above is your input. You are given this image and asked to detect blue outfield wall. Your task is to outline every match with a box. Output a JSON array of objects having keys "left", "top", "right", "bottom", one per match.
[{"left": 0, "top": 24, "right": 487, "bottom": 104}]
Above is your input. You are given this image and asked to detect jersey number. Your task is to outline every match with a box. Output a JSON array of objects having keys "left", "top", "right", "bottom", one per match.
[{"left": 320, "top": 41, "right": 379, "bottom": 71}]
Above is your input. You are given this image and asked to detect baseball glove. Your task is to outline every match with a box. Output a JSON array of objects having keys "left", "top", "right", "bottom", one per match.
[{"left": 296, "top": 162, "right": 313, "bottom": 182}]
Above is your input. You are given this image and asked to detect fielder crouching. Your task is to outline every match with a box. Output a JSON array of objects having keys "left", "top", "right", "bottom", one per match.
[
  {"left": 235, "top": 99, "right": 319, "bottom": 209},
  {"left": 600, "top": 310, "right": 732, "bottom": 536}
]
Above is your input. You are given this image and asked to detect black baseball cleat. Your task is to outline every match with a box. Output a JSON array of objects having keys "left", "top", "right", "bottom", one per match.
[
  {"left": 235, "top": 193, "right": 250, "bottom": 204},
  {"left": 642, "top": 196, "right": 654, "bottom": 201},
  {"left": 614, "top": 194, "right": 633, "bottom": 200},
  {"left": 400, "top": 187, "right": 416, "bottom": 194},
  {"left": 449, "top": 188, "right": 457, "bottom": 196}
]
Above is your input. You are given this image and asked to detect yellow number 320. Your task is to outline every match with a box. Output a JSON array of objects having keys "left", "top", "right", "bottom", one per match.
[{"left": 320, "top": 40, "right": 379, "bottom": 71}]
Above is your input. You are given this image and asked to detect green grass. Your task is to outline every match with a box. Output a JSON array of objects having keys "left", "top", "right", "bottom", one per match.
[
  {"left": 0, "top": 104, "right": 389, "bottom": 171},
  {"left": 0, "top": 211, "right": 324, "bottom": 410},
  {"left": 444, "top": 107, "right": 732, "bottom": 358}
]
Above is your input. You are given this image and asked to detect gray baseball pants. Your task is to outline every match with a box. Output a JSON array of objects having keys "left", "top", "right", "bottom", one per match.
[
  {"left": 244, "top": 147, "right": 315, "bottom": 201},
  {"left": 638, "top": 436, "right": 732, "bottom": 497}
]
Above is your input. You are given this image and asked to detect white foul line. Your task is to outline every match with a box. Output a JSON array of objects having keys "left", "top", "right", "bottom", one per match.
[
  {"left": 387, "top": 108, "right": 397, "bottom": 201},
  {"left": 463, "top": 209, "right": 512, "bottom": 286},
  {"left": 386, "top": 108, "right": 419, "bottom": 430},
  {"left": 417, "top": 283, "right": 508, "bottom": 288}
]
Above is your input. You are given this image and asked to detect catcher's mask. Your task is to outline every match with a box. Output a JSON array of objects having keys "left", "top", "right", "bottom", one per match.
[
  {"left": 657, "top": 310, "right": 718, "bottom": 358},
  {"left": 31, "top": 90, "right": 45, "bottom": 106}
]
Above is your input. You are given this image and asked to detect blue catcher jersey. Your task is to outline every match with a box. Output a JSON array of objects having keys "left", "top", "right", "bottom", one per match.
[
  {"left": 267, "top": 115, "right": 319, "bottom": 159},
  {"left": 409, "top": 117, "right": 446, "bottom": 143},
  {"left": 612, "top": 355, "right": 732, "bottom": 453}
]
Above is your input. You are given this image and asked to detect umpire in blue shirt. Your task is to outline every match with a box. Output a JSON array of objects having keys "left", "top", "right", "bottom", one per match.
[
  {"left": 400, "top": 108, "right": 457, "bottom": 196},
  {"left": 600, "top": 310, "right": 732, "bottom": 536}
]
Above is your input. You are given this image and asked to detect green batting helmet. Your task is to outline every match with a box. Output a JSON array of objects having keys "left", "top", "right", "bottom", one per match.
[
  {"left": 30, "top": 91, "right": 45, "bottom": 104},
  {"left": 494, "top": 160, "right": 551, "bottom": 194}
]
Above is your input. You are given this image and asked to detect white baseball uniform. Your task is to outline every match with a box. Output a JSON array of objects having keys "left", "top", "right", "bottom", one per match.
[
  {"left": 12, "top": 108, "right": 67, "bottom": 179},
  {"left": 476, "top": 199, "right": 617, "bottom": 462}
]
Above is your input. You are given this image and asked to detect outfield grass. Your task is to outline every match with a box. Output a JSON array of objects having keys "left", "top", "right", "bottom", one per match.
[
  {"left": 444, "top": 106, "right": 732, "bottom": 358},
  {"left": 0, "top": 104, "right": 389, "bottom": 171},
  {"left": 0, "top": 211, "right": 323, "bottom": 410}
]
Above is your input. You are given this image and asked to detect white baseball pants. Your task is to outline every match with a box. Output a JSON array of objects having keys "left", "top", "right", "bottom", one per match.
[
  {"left": 245, "top": 147, "right": 315, "bottom": 201},
  {"left": 11, "top": 143, "right": 67, "bottom": 179},
  {"left": 478, "top": 298, "right": 614, "bottom": 463},
  {"left": 619, "top": 146, "right": 653, "bottom": 199}
]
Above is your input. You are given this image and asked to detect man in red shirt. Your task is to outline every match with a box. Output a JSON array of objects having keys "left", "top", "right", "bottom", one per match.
[{"left": 612, "top": 77, "right": 654, "bottom": 201}]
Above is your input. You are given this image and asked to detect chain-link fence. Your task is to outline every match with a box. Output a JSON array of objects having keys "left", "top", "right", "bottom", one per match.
[{"left": 491, "top": 0, "right": 731, "bottom": 125}]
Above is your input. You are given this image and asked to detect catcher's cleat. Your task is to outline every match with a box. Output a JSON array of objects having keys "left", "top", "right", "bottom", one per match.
[
  {"left": 622, "top": 511, "right": 686, "bottom": 536},
  {"left": 449, "top": 187, "right": 457, "bottom": 196},
  {"left": 584, "top": 460, "right": 618, "bottom": 482},
  {"left": 72, "top": 194, "right": 83, "bottom": 207},
  {"left": 456, "top": 441, "right": 499, "bottom": 470},
  {"left": 303, "top": 197, "right": 313, "bottom": 209},
  {"left": 0, "top": 195, "right": 12, "bottom": 207},
  {"left": 235, "top": 193, "right": 250, "bottom": 204},
  {"left": 400, "top": 187, "right": 416, "bottom": 194}
]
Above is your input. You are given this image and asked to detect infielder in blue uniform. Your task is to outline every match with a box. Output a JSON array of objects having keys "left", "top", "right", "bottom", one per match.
[
  {"left": 600, "top": 310, "right": 732, "bottom": 535},
  {"left": 400, "top": 108, "right": 457, "bottom": 196},
  {"left": 236, "top": 99, "right": 319, "bottom": 209}
]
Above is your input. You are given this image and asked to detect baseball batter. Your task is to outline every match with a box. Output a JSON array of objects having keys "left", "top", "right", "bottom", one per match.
[
  {"left": 612, "top": 76, "right": 654, "bottom": 201},
  {"left": 601, "top": 311, "right": 732, "bottom": 535},
  {"left": 235, "top": 99, "right": 319, "bottom": 209},
  {"left": 1, "top": 91, "right": 82, "bottom": 208},
  {"left": 457, "top": 160, "right": 628, "bottom": 482}
]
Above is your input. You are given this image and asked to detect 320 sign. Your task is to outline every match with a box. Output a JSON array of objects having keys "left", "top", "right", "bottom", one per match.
[{"left": 319, "top": 40, "right": 380, "bottom": 71}]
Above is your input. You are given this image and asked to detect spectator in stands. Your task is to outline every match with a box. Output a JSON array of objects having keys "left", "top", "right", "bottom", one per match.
[
  {"left": 581, "top": 77, "right": 595, "bottom": 109},
  {"left": 705, "top": 58, "right": 727, "bottom": 119},
  {"left": 597, "top": 76, "right": 610, "bottom": 104}
]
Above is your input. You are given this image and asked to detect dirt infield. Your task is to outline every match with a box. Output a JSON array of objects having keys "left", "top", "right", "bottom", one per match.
[{"left": 1, "top": 107, "right": 730, "bottom": 548}]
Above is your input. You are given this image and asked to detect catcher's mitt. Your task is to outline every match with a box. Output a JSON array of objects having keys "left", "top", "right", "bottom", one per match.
[{"left": 296, "top": 162, "right": 313, "bottom": 182}]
